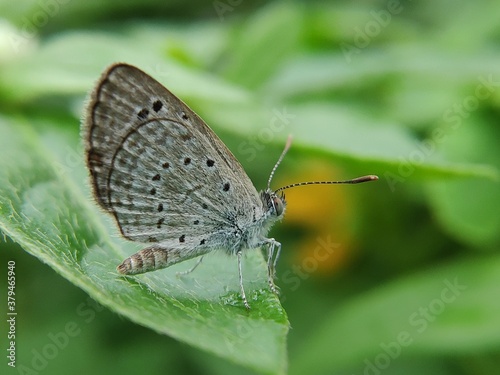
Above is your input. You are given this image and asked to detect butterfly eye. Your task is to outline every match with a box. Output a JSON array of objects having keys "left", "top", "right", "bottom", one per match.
[{"left": 272, "top": 195, "right": 284, "bottom": 216}]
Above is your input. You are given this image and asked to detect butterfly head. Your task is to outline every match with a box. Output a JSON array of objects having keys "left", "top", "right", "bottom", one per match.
[
  {"left": 263, "top": 135, "right": 378, "bottom": 221},
  {"left": 261, "top": 189, "right": 286, "bottom": 219}
]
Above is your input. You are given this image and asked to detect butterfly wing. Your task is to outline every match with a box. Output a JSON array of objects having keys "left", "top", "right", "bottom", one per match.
[{"left": 84, "top": 63, "right": 263, "bottom": 250}]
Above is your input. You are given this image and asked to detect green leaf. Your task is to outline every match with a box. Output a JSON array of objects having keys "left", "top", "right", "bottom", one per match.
[
  {"left": 0, "top": 118, "right": 289, "bottom": 375},
  {"left": 426, "top": 119, "right": 500, "bottom": 247},
  {"left": 0, "top": 30, "right": 249, "bottom": 104},
  {"left": 221, "top": 2, "right": 302, "bottom": 89},
  {"left": 293, "top": 104, "right": 498, "bottom": 181},
  {"left": 290, "top": 255, "right": 500, "bottom": 374},
  {"left": 196, "top": 101, "right": 498, "bottom": 183}
]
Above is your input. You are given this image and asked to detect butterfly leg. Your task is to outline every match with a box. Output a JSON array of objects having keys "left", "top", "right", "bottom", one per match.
[
  {"left": 265, "top": 239, "right": 281, "bottom": 295},
  {"left": 176, "top": 256, "right": 204, "bottom": 277},
  {"left": 272, "top": 241, "right": 282, "bottom": 275},
  {"left": 237, "top": 251, "right": 250, "bottom": 310}
]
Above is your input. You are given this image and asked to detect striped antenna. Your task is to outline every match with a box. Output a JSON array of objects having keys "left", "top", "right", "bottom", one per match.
[
  {"left": 267, "top": 135, "right": 293, "bottom": 190},
  {"left": 275, "top": 175, "right": 379, "bottom": 194},
  {"left": 268, "top": 136, "right": 378, "bottom": 192}
]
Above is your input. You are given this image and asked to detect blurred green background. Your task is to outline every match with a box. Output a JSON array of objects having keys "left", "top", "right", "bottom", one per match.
[{"left": 1, "top": 1, "right": 500, "bottom": 374}]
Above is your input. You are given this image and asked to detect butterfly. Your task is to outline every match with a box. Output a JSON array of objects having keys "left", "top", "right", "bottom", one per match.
[{"left": 83, "top": 63, "right": 378, "bottom": 309}]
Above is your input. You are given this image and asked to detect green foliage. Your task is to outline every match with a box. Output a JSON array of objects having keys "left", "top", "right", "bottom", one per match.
[
  {"left": 0, "top": 119, "right": 288, "bottom": 374},
  {"left": 1, "top": 1, "right": 499, "bottom": 374},
  {"left": 292, "top": 256, "right": 500, "bottom": 374}
]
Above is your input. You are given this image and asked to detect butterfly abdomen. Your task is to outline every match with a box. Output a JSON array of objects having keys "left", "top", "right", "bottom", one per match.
[{"left": 117, "top": 245, "right": 170, "bottom": 275}]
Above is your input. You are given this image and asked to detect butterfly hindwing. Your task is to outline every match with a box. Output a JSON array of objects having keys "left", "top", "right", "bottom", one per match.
[{"left": 84, "top": 64, "right": 263, "bottom": 248}]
